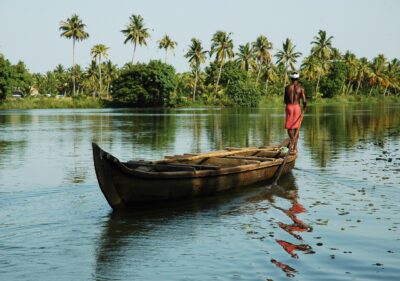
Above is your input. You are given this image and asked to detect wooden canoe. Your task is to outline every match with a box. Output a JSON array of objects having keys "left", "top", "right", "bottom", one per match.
[{"left": 92, "top": 142, "right": 297, "bottom": 210}]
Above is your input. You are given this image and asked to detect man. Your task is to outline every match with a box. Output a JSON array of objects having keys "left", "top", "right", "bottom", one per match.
[{"left": 284, "top": 72, "right": 306, "bottom": 154}]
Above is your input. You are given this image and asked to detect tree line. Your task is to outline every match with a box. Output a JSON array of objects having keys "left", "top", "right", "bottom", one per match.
[{"left": 0, "top": 14, "right": 399, "bottom": 107}]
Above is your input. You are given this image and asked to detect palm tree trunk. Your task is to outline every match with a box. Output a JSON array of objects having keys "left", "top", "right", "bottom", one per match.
[
  {"left": 215, "top": 59, "right": 224, "bottom": 93},
  {"left": 383, "top": 86, "right": 388, "bottom": 96},
  {"left": 72, "top": 38, "right": 76, "bottom": 96},
  {"left": 193, "top": 68, "right": 198, "bottom": 101},
  {"left": 355, "top": 79, "right": 361, "bottom": 96},
  {"left": 282, "top": 66, "right": 288, "bottom": 94},
  {"left": 265, "top": 78, "right": 269, "bottom": 95},
  {"left": 256, "top": 64, "right": 261, "bottom": 86},
  {"left": 99, "top": 56, "right": 102, "bottom": 98},
  {"left": 132, "top": 43, "right": 137, "bottom": 64},
  {"left": 165, "top": 50, "right": 168, "bottom": 63},
  {"left": 368, "top": 86, "right": 374, "bottom": 96},
  {"left": 316, "top": 73, "right": 321, "bottom": 96},
  {"left": 346, "top": 79, "right": 352, "bottom": 95}
]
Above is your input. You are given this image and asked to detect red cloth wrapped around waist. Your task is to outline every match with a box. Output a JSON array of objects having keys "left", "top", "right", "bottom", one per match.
[{"left": 285, "top": 104, "right": 301, "bottom": 129}]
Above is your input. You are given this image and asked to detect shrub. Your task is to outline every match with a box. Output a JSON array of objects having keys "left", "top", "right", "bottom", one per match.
[
  {"left": 226, "top": 81, "right": 262, "bottom": 107},
  {"left": 205, "top": 61, "right": 248, "bottom": 88},
  {"left": 320, "top": 61, "right": 348, "bottom": 98},
  {"left": 301, "top": 79, "right": 316, "bottom": 100},
  {"left": 111, "top": 60, "right": 177, "bottom": 107}
]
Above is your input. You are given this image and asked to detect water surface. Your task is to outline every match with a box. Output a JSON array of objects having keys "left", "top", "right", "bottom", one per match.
[{"left": 0, "top": 104, "right": 399, "bottom": 280}]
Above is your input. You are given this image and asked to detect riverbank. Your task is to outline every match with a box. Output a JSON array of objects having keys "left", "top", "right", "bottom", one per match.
[
  {"left": 258, "top": 95, "right": 400, "bottom": 107},
  {"left": 0, "top": 97, "right": 103, "bottom": 110},
  {"left": 1, "top": 95, "right": 399, "bottom": 110}
]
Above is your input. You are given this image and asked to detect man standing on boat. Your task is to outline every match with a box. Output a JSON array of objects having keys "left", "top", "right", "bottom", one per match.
[{"left": 284, "top": 72, "right": 306, "bottom": 154}]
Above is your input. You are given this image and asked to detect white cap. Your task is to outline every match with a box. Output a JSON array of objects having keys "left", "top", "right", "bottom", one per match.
[{"left": 290, "top": 72, "right": 300, "bottom": 79}]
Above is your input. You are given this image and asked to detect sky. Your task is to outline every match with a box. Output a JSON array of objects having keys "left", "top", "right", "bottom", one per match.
[{"left": 0, "top": 0, "right": 399, "bottom": 74}]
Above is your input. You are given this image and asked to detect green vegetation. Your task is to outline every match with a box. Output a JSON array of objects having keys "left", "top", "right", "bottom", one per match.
[
  {"left": 0, "top": 96, "right": 102, "bottom": 110},
  {"left": 0, "top": 14, "right": 399, "bottom": 109},
  {"left": 59, "top": 14, "right": 89, "bottom": 96},
  {"left": 226, "top": 81, "right": 262, "bottom": 107},
  {"left": 111, "top": 60, "right": 177, "bottom": 107},
  {"left": 121, "top": 14, "right": 150, "bottom": 64},
  {"left": 91, "top": 44, "right": 109, "bottom": 98},
  {"left": 158, "top": 35, "right": 178, "bottom": 63}
]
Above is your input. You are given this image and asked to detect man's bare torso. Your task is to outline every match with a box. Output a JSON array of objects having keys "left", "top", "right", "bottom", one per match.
[{"left": 285, "top": 82, "right": 306, "bottom": 105}]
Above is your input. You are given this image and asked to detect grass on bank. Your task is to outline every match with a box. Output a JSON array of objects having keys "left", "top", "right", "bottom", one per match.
[
  {"left": 0, "top": 97, "right": 103, "bottom": 110},
  {"left": 1, "top": 95, "right": 400, "bottom": 110},
  {"left": 260, "top": 94, "right": 400, "bottom": 107}
]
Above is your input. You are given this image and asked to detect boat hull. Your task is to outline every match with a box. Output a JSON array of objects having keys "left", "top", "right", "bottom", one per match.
[{"left": 93, "top": 143, "right": 296, "bottom": 210}]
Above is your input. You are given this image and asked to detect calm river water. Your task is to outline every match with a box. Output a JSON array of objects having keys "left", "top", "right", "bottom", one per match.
[{"left": 0, "top": 104, "right": 399, "bottom": 281}]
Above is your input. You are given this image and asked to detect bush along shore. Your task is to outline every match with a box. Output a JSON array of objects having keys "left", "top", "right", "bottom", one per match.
[
  {"left": 1, "top": 14, "right": 399, "bottom": 109},
  {"left": 1, "top": 94, "right": 399, "bottom": 110},
  {"left": 0, "top": 97, "right": 103, "bottom": 110}
]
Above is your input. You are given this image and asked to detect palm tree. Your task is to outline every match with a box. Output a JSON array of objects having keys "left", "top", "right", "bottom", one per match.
[
  {"left": 210, "top": 31, "right": 234, "bottom": 93},
  {"left": 90, "top": 44, "right": 109, "bottom": 97},
  {"left": 59, "top": 14, "right": 89, "bottom": 96},
  {"left": 369, "top": 54, "right": 388, "bottom": 96},
  {"left": 354, "top": 57, "right": 370, "bottom": 96},
  {"left": 184, "top": 38, "right": 207, "bottom": 100},
  {"left": 252, "top": 35, "right": 273, "bottom": 86},
  {"left": 343, "top": 51, "right": 358, "bottom": 95},
  {"left": 52, "top": 64, "right": 69, "bottom": 95},
  {"left": 84, "top": 60, "right": 98, "bottom": 97},
  {"left": 158, "top": 35, "right": 177, "bottom": 63},
  {"left": 310, "top": 30, "right": 334, "bottom": 94},
  {"left": 331, "top": 48, "right": 343, "bottom": 62},
  {"left": 275, "top": 38, "right": 302, "bottom": 89},
  {"left": 121, "top": 14, "right": 150, "bottom": 63},
  {"left": 103, "top": 61, "right": 119, "bottom": 98},
  {"left": 54, "top": 64, "right": 65, "bottom": 74},
  {"left": 386, "top": 58, "right": 400, "bottom": 95},
  {"left": 236, "top": 43, "right": 255, "bottom": 73},
  {"left": 67, "top": 64, "right": 84, "bottom": 95},
  {"left": 261, "top": 62, "right": 278, "bottom": 94},
  {"left": 301, "top": 55, "right": 324, "bottom": 97}
]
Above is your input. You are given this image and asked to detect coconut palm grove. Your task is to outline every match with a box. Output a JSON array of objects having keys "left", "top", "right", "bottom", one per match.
[{"left": 0, "top": 13, "right": 399, "bottom": 107}]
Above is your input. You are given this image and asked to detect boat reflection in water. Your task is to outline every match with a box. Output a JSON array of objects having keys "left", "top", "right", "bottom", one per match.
[
  {"left": 263, "top": 173, "right": 315, "bottom": 278},
  {"left": 94, "top": 173, "right": 313, "bottom": 280},
  {"left": 94, "top": 185, "right": 270, "bottom": 280}
]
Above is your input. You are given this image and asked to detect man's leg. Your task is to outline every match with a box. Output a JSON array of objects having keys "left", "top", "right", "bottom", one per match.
[
  {"left": 293, "top": 129, "right": 299, "bottom": 153},
  {"left": 288, "top": 129, "right": 295, "bottom": 150}
]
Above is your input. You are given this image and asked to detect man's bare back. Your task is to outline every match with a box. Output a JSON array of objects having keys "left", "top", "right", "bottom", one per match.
[{"left": 284, "top": 82, "right": 306, "bottom": 105}]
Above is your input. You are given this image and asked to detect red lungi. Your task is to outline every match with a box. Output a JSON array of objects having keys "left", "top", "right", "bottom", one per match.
[{"left": 285, "top": 104, "right": 301, "bottom": 129}]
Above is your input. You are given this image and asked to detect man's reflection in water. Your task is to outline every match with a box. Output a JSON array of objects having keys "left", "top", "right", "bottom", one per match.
[
  {"left": 270, "top": 189, "right": 313, "bottom": 241},
  {"left": 270, "top": 259, "right": 297, "bottom": 277},
  {"left": 275, "top": 239, "right": 314, "bottom": 259},
  {"left": 263, "top": 175, "right": 314, "bottom": 278}
]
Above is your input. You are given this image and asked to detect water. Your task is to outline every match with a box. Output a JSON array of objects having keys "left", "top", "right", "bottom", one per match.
[{"left": 0, "top": 104, "right": 399, "bottom": 280}]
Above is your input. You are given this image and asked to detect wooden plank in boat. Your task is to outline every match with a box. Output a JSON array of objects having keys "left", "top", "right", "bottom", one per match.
[
  {"left": 125, "top": 160, "right": 220, "bottom": 171},
  {"left": 158, "top": 147, "right": 278, "bottom": 164},
  {"left": 201, "top": 157, "right": 260, "bottom": 167},
  {"left": 225, "top": 155, "right": 277, "bottom": 161},
  {"left": 255, "top": 151, "right": 285, "bottom": 158}
]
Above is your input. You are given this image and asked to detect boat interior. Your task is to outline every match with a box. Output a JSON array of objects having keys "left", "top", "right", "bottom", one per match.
[{"left": 123, "top": 148, "right": 286, "bottom": 173}]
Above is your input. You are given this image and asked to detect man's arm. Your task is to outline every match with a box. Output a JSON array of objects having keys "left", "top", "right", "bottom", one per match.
[
  {"left": 301, "top": 88, "right": 307, "bottom": 110},
  {"left": 284, "top": 86, "right": 289, "bottom": 104}
]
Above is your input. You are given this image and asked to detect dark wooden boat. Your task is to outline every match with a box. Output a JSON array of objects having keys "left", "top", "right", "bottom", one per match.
[{"left": 92, "top": 141, "right": 296, "bottom": 210}]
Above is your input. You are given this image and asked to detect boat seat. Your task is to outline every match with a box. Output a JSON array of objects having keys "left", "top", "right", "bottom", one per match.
[
  {"left": 125, "top": 160, "right": 220, "bottom": 172},
  {"left": 201, "top": 157, "right": 260, "bottom": 167},
  {"left": 225, "top": 155, "right": 276, "bottom": 162},
  {"left": 254, "top": 151, "right": 284, "bottom": 158},
  {"left": 154, "top": 163, "right": 220, "bottom": 172}
]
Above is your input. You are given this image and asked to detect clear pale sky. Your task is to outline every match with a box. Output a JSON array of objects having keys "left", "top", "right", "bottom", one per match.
[{"left": 0, "top": 0, "right": 399, "bottom": 73}]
